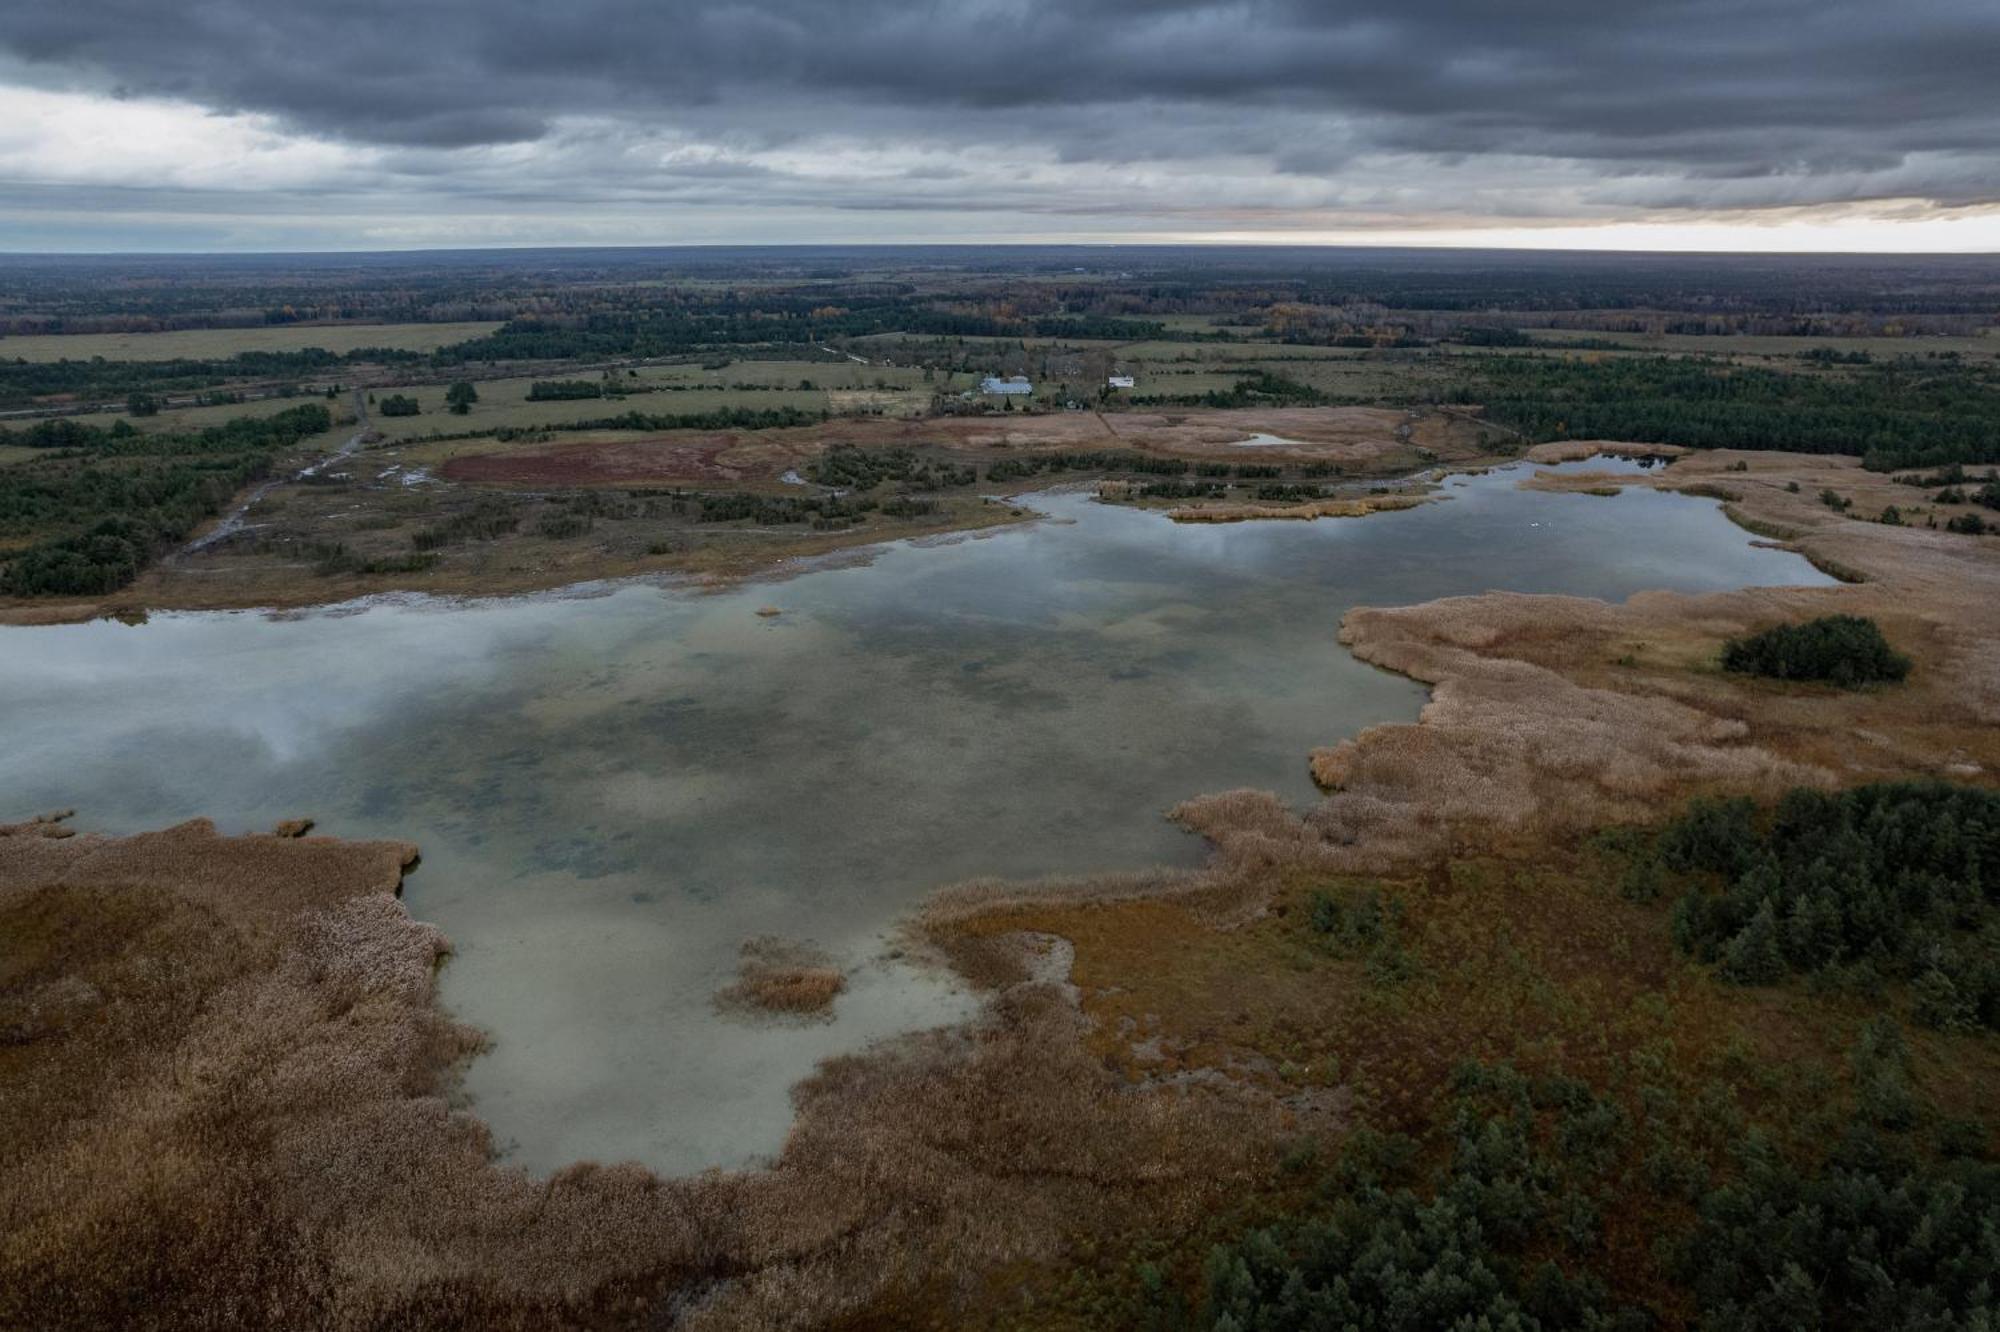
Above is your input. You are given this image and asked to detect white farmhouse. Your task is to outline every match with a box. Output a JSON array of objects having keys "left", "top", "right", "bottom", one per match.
[
  {"left": 1107, "top": 375, "right": 1136, "bottom": 389},
  {"left": 979, "top": 375, "right": 1034, "bottom": 395}
]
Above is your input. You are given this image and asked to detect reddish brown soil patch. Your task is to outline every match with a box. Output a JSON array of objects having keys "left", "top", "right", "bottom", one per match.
[{"left": 443, "top": 437, "right": 747, "bottom": 487}]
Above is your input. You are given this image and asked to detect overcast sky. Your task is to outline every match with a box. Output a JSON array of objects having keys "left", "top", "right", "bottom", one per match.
[{"left": 2, "top": 0, "right": 1996, "bottom": 252}]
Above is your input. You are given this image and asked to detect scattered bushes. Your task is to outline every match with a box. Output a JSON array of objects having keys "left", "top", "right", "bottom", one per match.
[
  {"left": 308, "top": 543, "right": 439, "bottom": 577},
  {"left": 1306, "top": 885, "right": 1416, "bottom": 984},
  {"left": 986, "top": 451, "right": 1191, "bottom": 482},
  {"left": 805, "top": 445, "right": 973, "bottom": 492},
  {"left": 410, "top": 498, "right": 520, "bottom": 550},
  {"left": 697, "top": 491, "right": 875, "bottom": 526},
  {"left": 535, "top": 512, "right": 592, "bottom": 539},
  {"left": 1720, "top": 614, "right": 1909, "bottom": 686}
]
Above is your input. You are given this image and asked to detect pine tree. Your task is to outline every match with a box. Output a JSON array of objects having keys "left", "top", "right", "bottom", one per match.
[{"left": 1720, "top": 901, "right": 1786, "bottom": 984}]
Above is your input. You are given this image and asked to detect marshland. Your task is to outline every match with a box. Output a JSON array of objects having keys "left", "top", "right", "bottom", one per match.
[
  {"left": 0, "top": 458, "right": 1828, "bottom": 1172},
  {"left": 4, "top": 246, "right": 2000, "bottom": 1329}
]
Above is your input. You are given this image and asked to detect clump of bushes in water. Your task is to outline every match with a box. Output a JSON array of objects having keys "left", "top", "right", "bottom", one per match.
[
  {"left": 714, "top": 937, "right": 846, "bottom": 1018},
  {"left": 1720, "top": 614, "right": 1909, "bottom": 686},
  {"left": 1619, "top": 782, "right": 2000, "bottom": 1029}
]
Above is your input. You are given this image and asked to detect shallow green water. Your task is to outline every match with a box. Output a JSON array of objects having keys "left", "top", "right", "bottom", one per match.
[{"left": 0, "top": 461, "right": 1833, "bottom": 1173}]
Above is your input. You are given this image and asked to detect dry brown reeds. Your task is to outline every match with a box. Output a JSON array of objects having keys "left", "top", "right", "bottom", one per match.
[
  {"left": 714, "top": 937, "right": 846, "bottom": 1017},
  {"left": 0, "top": 815, "right": 1282, "bottom": 1330}
]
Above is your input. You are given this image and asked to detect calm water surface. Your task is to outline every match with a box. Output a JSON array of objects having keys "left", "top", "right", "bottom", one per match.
[{"left": 0, "top": 461, "right": 1833, "bottom": 1173}]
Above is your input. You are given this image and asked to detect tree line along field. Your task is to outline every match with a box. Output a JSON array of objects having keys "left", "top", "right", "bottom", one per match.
[{"left": 0, "top": 321, "right": 505, "bottom": 363}]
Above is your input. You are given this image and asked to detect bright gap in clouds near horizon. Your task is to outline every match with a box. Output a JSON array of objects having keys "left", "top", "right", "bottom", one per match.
[{"left": 0, "top": 0, "right": 1996, "bottom": 252}]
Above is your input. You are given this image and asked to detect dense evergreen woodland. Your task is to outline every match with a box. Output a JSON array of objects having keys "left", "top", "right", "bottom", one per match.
[
  {"left": 1652, "top": 783, "right": 2000, "bottom": 1030},
  {"left": 1149, "top": 781, "right": 2000, "bottom": 1331},
  {"left": 0, "top": 404, "right": 330, "bottom": 596},
  {"left": 1473, "top": 356, "right": 2000, "bottom": 471},
  {"left": 1186, "top": 1045, "right": 1996, "bottom": 1331}
]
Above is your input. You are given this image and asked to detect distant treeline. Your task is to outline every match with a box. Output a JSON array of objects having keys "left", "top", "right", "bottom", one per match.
[
  {"left": 490, "top": 406, "right": 825, "bottom": 439},
  {"left": 434, "top": 304, "right": 1180, "bottom": 365},
  {"left": 1470, "top": 355, "right": 2000, "bottom": 471},
  {"left": 1137, "top": 369, "right": 1331, "bottom": 409},
  {"left": 0, "top": 347, "right": 413, "bottom": 409},
  {"left": 0, "top": 403, "right": 331, "bottom": 597}
]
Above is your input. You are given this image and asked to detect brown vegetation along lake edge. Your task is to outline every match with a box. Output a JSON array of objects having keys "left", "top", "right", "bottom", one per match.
[{"left": 5, "top": 443, "right": 1997, "bottom": 1327}]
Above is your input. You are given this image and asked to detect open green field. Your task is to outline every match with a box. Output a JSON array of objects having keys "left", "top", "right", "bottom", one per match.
[
  {"left": 0, "top": 321, "right": 505, "bottom": 363},
  {"left": 361, "top": 372, "right": 833, "bottom": 440},
  {"left": 0, "top": 444, "right": 42, "bottom": 468},
  {"left": 59, "top": 394, "right": 358, "bottom": 437}
]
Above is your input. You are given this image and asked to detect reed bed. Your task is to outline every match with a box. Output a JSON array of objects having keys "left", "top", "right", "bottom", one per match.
[
  {"left": 1, "top": 816, "right": 1278, "bottom": 1329},
  {"left": 714, "top": 937, "right": 846, "bottom": 1017}
]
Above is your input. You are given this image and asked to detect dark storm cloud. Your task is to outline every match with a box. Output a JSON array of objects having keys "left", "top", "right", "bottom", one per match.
[{"left": 3, "top": 0, "right": 1997, "bottom": 211}]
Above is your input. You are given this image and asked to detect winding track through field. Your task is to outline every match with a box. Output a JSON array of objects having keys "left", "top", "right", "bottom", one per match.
[{"left": 180, "top": 389, "right": 370, "bottom": 557}]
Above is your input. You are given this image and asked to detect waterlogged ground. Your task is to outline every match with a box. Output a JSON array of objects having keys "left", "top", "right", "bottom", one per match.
[{"left": 0, "top": 460, "right": 1833, "bottom": 1174}]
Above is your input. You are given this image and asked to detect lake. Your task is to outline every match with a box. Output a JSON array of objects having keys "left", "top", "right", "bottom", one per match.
[{"left": 0, "top": 460, "right": 1834, "bottom": 1174}]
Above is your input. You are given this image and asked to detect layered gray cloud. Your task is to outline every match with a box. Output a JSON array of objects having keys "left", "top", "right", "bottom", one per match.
[{"left": 1, "top": 1, "right": 1996, "bottom": 247}]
